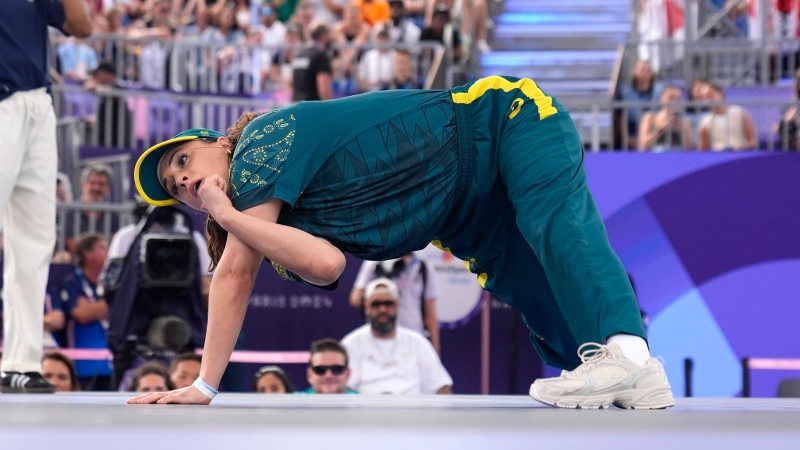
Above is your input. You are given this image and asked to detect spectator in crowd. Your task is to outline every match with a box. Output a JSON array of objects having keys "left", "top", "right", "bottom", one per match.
[
  {"left": 130, "top": 361, "right": 175, "bottom": 392},
  {"left": 169, "top": 353, "right": 202, "bottom": 389},
  {"left": 42, "top": 351, "right": 81, "bottom": 392},
  {"left": 292, "top": 22, "right": 334, "bottom": 101},
  {"left": 270, "top": 23, "right": 304, "bottom": 100},
  {"left": 386, "top": 48, "right": 420, "bottom": 89},
  {"left": 358, "top": 26, "right": 395, "bottom": 91},
  {"left": 686, "top": 78, "right": 712, "bottom": 143},
  {"left": 342, "top": 278, "right": 452, "bottom": 394},
  {"left": 383, "top": 0, "right": 421, "bottom": 46},
  {"left": 350, "top": 253, "right": 440, "bottom": 354},
  {"left": 254, "top": 4, "right": 287, "bottom": 87},
  {"left": 64, "top": 164, "right": 119, "bottom": 256},
  {"left": 254, "top": 365, "right": 293, "bottom": 393},
  {"left": 420, "top": 3, "right": 462, "bottom": 62},
  {"left": 698, "top": 83, "right": 757, "bottom": 151},
  {"left": 354, "top": 0, "right": 391, "bottom": 26},
  {"left": 62, "top": 234, "right": 113, "bottom": 391},
  {"left": 333, "top": 2, "right": 371, "bottom": 78},
  {"left": 56, "top": 171, "right": 75, "bottom": 204},
  {"left": 292, "top": 0, "right": 318, "bottom": 41},
  {"left": 57, "top": 37, "right": 100, "bottom": 82},
  {"left": 614, "top": 59, "right": 663, "bottom": 150},
  {"left": 84, "top": 62, "right": 133, "bottom": 148},
  {"left": 299, "top": 338, "right": 357, "bottom": 394},
  {"left": 638, "top": 85, "right": 694, "bottom": 151}
]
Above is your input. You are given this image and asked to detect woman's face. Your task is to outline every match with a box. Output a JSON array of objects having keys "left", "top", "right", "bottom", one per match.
[
  {"left": 158, "top": 138, "right": 232, "bottom": 211},
  {"left": 256, "top": 373, "right": 287, "bottom": 394},
  {"left": 136, "top": 374, "right": 169, "bottom": 393},
  {"left": 42, "top": 358, "right": 73, "bottom": 392}
]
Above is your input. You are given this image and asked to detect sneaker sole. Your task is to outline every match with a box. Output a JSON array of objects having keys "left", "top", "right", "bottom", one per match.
[
  {"left": 529, "top": 382, "right": 675, "bottom": 410},
  {"left": 1, "top": 386, "right": 57, "bottom": 394}
]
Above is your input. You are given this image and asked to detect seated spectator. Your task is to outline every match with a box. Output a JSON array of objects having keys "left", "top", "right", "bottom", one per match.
[
  {"left": 349, "top": 252, "right": 441, "bottom": 354},
  {"left": 354, "top": 0, "right": 391, "bottom": 26},
  {"left": 385, "top": 49, "right": 422, "bottom": 90},
  {"left": 56, "top": 172, "right": 74, "bottom": 204},
  {"left": 84, "top": 62, "right": 133, "bottom": 148},
  {"left": 638, "top": 86, "right": 694, "bottom": 151},
  {"left": 62, "top": 234, "right": 113, "bottom": 391},
  {"left": 57, "top": 37, "right": 99, "bottom": 82},
  {"left": 332, "top": 2, "right": 371, "bottom": 78},
  {"left": 63, "top": 163, "right": 120, "bottom": 256},
  {"left": 254, "top": 365, "right": 294, "bottom": 393},
  {"left": 299, "top": 338, "right": 357, "bottom": 394},
  {"left": 130, "top": 361, "right": 175, "bottom": 393},
  {"left": 168, "top": 353, "right": 202, "bottom": 389},
  {"left": 686, "top": 78, "right": 712, "bottom": 144},
  {"left": 698, "top": 83, "right": 757, "bottom": 151},
  {"left": 358, "top": 26, "right": 395, "bottom": 91},
  {"left": 614, "top": 59, "right": 663, "bottom": 150},
  {"left": 383, "top": 0, "right": 421, "bottom": 46},
  {"left": 342, "top": 278, "right": 453, "bottom": 394},
  {"left": 42, "top": 351, "right": 81, "bottom": 392},
  {"left": 420, "top": 3, "right": 462, "bottom": 62}
]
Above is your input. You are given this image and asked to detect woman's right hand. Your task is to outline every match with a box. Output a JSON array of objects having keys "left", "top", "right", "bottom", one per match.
[
  {"left": 127, "top": 385, "right": 212, "bottom": 405},
  {"left": 198, "top": 173, "right": 234, "bottom": 220}
]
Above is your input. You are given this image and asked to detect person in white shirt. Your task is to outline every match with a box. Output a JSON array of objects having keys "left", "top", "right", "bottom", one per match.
[
  {"left": 342, "top": 278, "right": 452, "bottom": 395},
  {"left": 698, "top": 83, "right": 757, "bottom": 151},
  {"left": 358, "top": 27, "right": 395, "bottom": 91},
  {"left": 349, "top": 252, "right": 440, "bottom": 354}
]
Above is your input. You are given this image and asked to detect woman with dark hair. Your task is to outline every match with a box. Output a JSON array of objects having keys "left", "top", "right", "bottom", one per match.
[
  {"left": 129, "top": 75, "right": 675, "bottom": 409},
  {"left": 253, "top": 365, "right": 293, "bottom": 393},
  {"left": 42, "top": 351, "right": 81, "bottom": 392},
  {"left": 130, "top": 362, "right": 175, "bottom": 393}
]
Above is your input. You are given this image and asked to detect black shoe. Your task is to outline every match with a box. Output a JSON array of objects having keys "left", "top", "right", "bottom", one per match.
[{"left": 1, "top": 371, "right": 57, "bottom": 393}]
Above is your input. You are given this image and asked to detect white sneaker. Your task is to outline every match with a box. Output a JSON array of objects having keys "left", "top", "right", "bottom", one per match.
[{"left": 529, "top": 343, "right": 675, "bottom": 409}]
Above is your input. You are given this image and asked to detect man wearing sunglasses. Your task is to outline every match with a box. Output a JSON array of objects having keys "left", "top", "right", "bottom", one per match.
[
  {"left": 342, "top": 278, "right": 452, "bottom": 395},
  {"left": 299, "top": 338, "right": 357, "bottom": 394}
]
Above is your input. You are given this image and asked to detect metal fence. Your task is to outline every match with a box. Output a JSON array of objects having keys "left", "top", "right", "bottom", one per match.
[{"left": 52, "top": 34, "right": 446, "bottom": 96}]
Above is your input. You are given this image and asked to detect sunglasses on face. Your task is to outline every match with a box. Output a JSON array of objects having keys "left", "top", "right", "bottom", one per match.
[
  {"left": 310, "top": 365, "right": 347, "bottom": 376},
  {"left": 369, "top": 300, "right": 397, "bottom": 309}
]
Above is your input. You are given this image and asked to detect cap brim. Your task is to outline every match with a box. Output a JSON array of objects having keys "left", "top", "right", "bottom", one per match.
[{"left": 134, "top": 136, "right": 200, "bottom": 206}]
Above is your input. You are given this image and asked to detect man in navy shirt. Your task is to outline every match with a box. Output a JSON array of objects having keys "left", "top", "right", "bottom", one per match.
[{"left": 0, "top": 0, "right": 91, "bottom": 394}]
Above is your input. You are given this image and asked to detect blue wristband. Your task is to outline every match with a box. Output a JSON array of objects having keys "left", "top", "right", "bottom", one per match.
[{"left": 192, "top": 378, "right": 219, "bottom": 400}]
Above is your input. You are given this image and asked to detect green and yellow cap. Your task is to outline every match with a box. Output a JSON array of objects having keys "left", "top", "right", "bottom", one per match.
[{"left": 134, "top": 128, "right": 225, "bottom": 206}]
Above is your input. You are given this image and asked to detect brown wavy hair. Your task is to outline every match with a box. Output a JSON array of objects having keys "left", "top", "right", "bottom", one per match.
[{"left": 206, "top": 111, "right": 265, "bottom": 271}]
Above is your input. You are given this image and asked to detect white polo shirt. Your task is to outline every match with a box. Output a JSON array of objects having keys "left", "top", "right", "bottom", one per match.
[{"left": 342, "top": 324, "right": 453, "bottom": 395}]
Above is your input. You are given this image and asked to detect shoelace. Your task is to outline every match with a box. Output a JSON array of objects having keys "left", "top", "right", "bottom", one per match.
[{"left": 574, "top": 342, "right": 619, "bottom": 373}]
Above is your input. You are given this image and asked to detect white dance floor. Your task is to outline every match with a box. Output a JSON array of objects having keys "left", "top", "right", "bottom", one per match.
[{"left": 1, "top": 394, "right": 799, "bottom": 449}]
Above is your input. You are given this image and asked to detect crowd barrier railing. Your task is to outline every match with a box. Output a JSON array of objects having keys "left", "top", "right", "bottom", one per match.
[{"left": 51, "top": 34, "right": 446, "bottom": 96}]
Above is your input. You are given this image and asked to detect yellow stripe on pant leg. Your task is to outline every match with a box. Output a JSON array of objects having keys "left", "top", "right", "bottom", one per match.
[{"left": 450, "top": 76, "right": 558, "bottom": 120}]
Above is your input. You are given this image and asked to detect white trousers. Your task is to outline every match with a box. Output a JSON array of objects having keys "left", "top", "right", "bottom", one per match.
[{"left": 0, "top": 88, "right": 57, "bottom": 373}]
